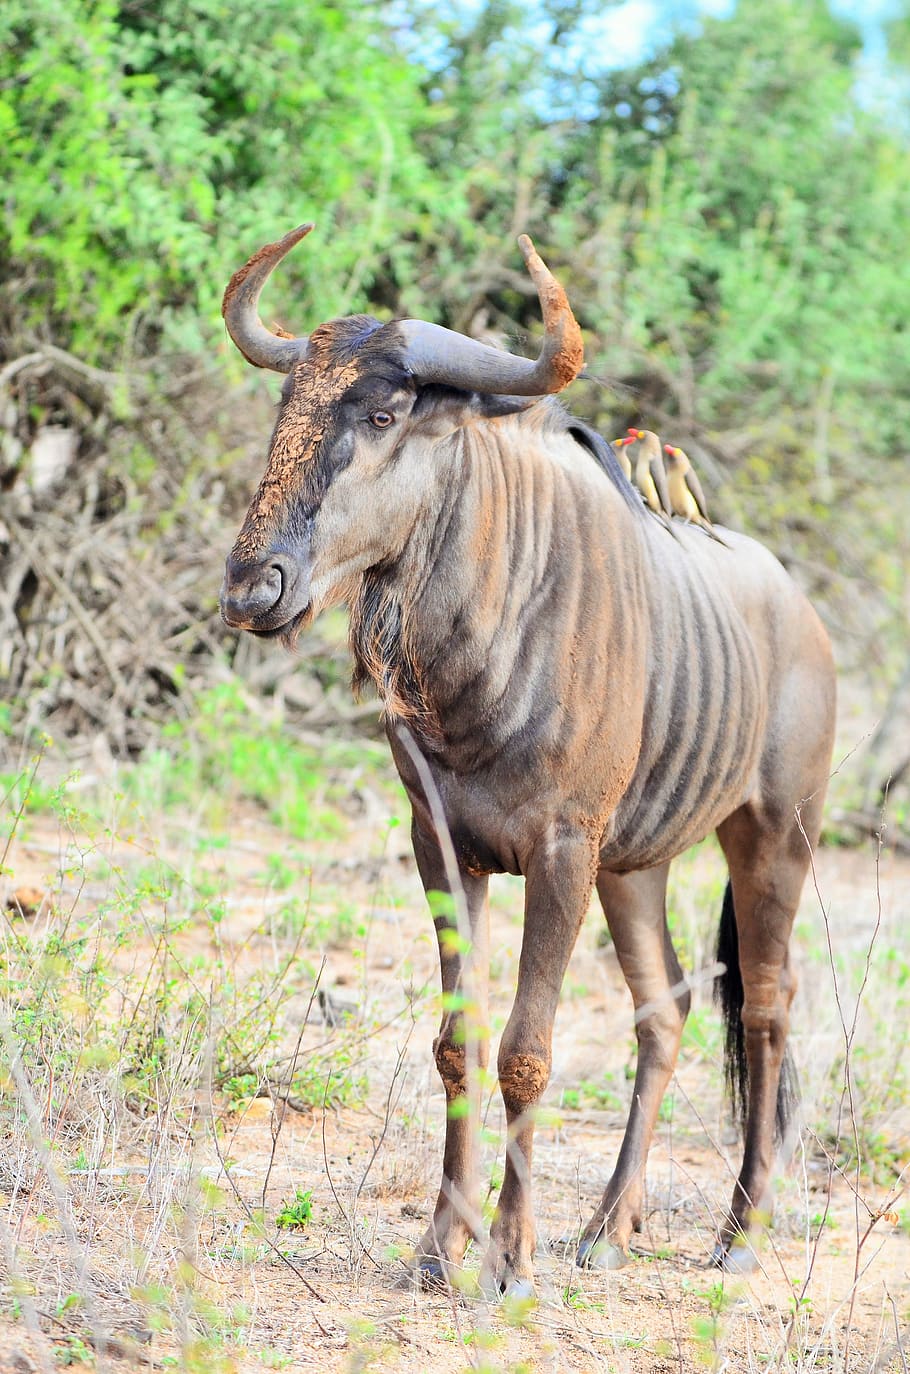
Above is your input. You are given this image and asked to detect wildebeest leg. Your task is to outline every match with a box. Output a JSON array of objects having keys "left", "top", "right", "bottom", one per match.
[
  {"left": 713, "top": 796, "right": 822, "bottom": 1270},
  {"left": 411, "top": 822, "right": 490, "bottom": 1284},
  {"left": 577, "top": 863, "right": 688, "bottom": 1269},
  {"left": 479, "top": 830, "right": 595, "bottom": 1299}
]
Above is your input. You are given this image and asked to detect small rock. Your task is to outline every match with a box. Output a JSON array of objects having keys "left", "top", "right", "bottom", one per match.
[{"left": 28, "top": 425, "right": 78, "bottom": 495}]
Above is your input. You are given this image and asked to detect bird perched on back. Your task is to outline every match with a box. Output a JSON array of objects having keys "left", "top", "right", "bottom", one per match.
[
  {"left": 663, "top": 444, "right": 728, "bottom": 545},
  {"left": 625, "top": 429, "right": 673, "bottom": 524},
  {"left": 611, "top": 437, "right": 633, "bottom": 482}
]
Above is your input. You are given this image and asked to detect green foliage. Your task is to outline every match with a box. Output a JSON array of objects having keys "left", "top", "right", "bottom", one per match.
[
  {"left": 128, "top": 681, "right": 349, "bottom": 839},
  {"left": 0, "top": 769, "right": 59, "bottom": 819},
  {"left": 558, "top": 1, "right": 910, "bottom": 460},
  {"left": 560, "top": 1072, "right": 624, "bottom": 1112},
  {"left": 687, "top": 1275, "right": 737, "bottom": 1360},
  {"left": 4, "top": 0, "right": 905, "bottom": 435},
  {"left": 275, "top": 1188, "right": 313, "bottom": 1230},
  {"left": 0, "top": 0, "right": 437, "bottom": 358},
  {"left": 55, "top": 1334, "right": 94, "bottom": 1366}
]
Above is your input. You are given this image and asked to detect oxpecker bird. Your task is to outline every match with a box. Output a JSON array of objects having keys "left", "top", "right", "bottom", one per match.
[
  {"left": 626, "top": 429, "right": 673, "bottom": 521},
  {"left": 664, "top": 444, "right": 728, "bottom": 545},
  {"left": 612, "top": 437, "right": 633, "bottom": 482}
]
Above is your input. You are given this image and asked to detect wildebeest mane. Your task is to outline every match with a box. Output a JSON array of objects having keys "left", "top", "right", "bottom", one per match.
[
  {"left": 349, "top": 568, "right": 442, "bottom": 745},
  {"left": 565, "top": 420, "right": 649, "bottom": 517}
]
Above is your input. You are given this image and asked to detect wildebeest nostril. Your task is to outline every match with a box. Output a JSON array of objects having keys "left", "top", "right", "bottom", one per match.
[
  {"left": 241, "top": 564, "right": 283, "bottom": 615},
  {"left": 221, "top": 557, "right": 292, "bottom": 628}
]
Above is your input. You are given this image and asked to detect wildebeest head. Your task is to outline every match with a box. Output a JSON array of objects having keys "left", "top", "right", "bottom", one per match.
[{"left": 219, "top": 224, "right": 584, "bottom": 645}]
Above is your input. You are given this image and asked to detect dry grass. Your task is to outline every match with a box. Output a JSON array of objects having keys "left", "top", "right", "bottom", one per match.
[{"left": 0, "top": 724, "right": 908, "bottom": 1373}]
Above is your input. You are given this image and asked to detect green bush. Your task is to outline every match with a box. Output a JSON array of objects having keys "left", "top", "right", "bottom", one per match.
[{"left": 0, "top": 0, "right": 438, "bottom": 359}]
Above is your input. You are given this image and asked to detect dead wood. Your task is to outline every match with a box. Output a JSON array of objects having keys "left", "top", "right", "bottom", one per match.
[{"left": 0, "top": 349, "right": 371, "bottom": 759}]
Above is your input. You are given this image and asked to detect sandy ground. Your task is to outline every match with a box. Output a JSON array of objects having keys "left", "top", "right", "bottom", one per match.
[{"left": 0, "top": 787, "right": 908, "bottom": 1372}]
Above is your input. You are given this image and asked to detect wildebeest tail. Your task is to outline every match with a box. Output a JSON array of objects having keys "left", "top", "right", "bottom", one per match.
[{"left": 714, "top": 880, "right": 799, "bottom": 1144}]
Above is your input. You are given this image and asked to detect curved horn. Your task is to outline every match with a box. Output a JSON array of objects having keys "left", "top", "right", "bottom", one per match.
[
  {"left": 221, "top": 223, "right": 314, "bottom": 372},
  {"left": 397, "top": 235, "right": 584, "bottom": 395}
]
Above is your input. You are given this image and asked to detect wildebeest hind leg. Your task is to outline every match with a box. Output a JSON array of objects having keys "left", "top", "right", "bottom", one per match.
[
  {"left": 713, "top": 794, "right": 823, "bottom": 1270},
  {"left": 410, "top": 822, "right": 490, "bottom": 1286},
  {"left": 577, "top": 863, "right": 689, "bottom": 1269}
]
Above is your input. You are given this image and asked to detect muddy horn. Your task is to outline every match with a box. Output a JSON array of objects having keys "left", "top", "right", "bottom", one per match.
[
  {"left": 398, "top": 236, "right": 584, "bottom": 395},
  {"left": 221, "top": 223, "right": 314, "bottom": 372}
]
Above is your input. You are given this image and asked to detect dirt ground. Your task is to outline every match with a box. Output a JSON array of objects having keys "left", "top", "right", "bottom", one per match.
[{"left": 0, "top": 784, "right": 908, "bottom": 1373}]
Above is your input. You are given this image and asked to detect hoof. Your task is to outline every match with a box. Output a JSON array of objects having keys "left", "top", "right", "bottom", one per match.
[
  {"left": 503, "top": 1277, "right": 536, "bottom": 1301},
  {"left": 478, "top": 1254, "right": 536, "bottom": 1303},
  {"left": 576, "top": 1236, "right": 630, "bottom": 1271},
  {"left": 711, "top": 1241, "right": 757, "bottom": 1274},
  {"left": 416, "top": 1256, "right": 450, "bottom": 1290}
]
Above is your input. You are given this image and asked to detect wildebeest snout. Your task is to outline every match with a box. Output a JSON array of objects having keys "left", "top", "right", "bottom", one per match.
[{"left": 220, "top": 552, "right": 302, "bottom": 631}]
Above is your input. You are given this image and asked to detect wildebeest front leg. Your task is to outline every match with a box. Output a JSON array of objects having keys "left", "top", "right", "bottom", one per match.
[
  {"left": 480, "top": 830, "right": 595, "bottom": 1299},
  {"left": 411, "top": 822, "right": 490, "bottom": 1285},
  {"left": 577, "top": 863, "right": 689, "bottom": 1269}
]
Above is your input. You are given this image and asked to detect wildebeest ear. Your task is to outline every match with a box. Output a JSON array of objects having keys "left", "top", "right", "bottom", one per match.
[
  {"left": 468, "top": 393, "right": 539, "bottom": 418},
  {"left": 409, "top": 385, "right": 538, "bottom": 437}
]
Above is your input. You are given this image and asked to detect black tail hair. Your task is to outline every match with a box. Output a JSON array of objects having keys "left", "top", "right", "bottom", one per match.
[{"left": 714, "top": 880, "right": 799, "bottom": 1143}]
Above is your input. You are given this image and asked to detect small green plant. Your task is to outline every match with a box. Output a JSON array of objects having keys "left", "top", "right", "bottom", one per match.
[
  {"left": 287, "top": 1053, "right": 367, "bottom": 1111},
  {"left": 276, "top": 1188, "right": 313, "bottom": 1230},
  {"left": 310, "top": 896, "right": 363, "bottom": 950},
  {"left": 260, "top": 1350, "right": 293, "bottom": 1370},
  {"left": 263, "top": 853, "right": 299, "bottom": 891},
  {"left": 223, "top": 1074, "right": 262, "bottom": 1113},
  {"left": 789, "top": 1281, "right": 813, "bottom": 1318},
  {"left": 55, "top": 1335, "right": 93, "bottom": 1366},
  {"left": 0, "top": 766, "right": 59, "bottom": 819},
  {"left": 563, "top": 1284, "right": 605, "bottom": 1314},
  {"left": 559, "top": 1073, "right": 624, "bottom": 1112}
]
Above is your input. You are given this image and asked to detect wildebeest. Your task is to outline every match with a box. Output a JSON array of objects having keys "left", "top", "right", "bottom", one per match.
[{"left": 219, "top": 224, "right": 836, "bottom": 1298}]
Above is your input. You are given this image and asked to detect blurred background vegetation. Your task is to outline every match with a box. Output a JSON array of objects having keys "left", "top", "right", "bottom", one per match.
[{"left": 1, "top": 0, "right": 908, "bottom": 831}]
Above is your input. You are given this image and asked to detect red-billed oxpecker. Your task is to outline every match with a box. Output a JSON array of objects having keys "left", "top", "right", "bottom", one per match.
[
  {"left": 219, "top": 223, "right": 836, "bottom": 1298},
  {"left": 664, "top": 441, "right": 721, "bottom": 540},
  {"left": 611, "top": 437, "right": 633, "bottom": 482},
  {"left": 626, "top": 428, "right": 674, "bottom": 524}
]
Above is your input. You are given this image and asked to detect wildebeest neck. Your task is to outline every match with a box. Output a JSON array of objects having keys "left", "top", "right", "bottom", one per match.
[{"left": 350, "top": 415, "right": 648, "bottom": 769}]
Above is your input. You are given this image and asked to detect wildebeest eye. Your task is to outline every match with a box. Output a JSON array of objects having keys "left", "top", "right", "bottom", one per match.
[{"left": 368, "top": 410, "right": 395, "bottom": 429}]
